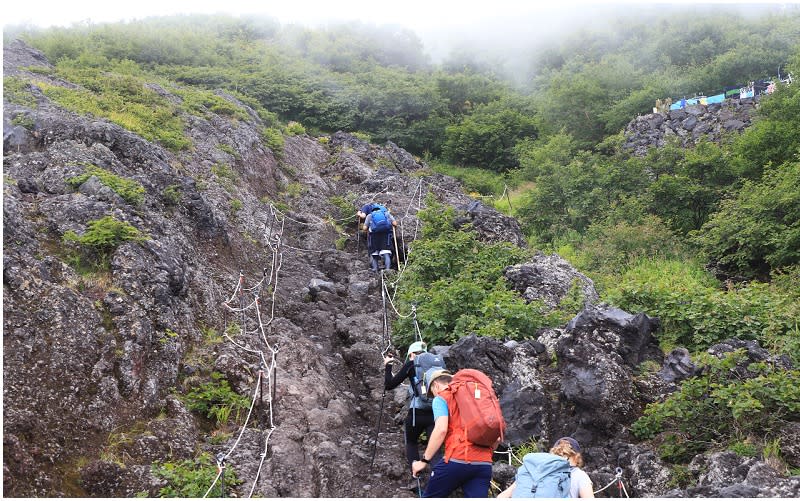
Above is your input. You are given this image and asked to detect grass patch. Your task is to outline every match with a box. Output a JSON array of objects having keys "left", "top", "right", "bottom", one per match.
[
  {"left": 430, "top": 160, "right": 507, "bottom": 197},
  {"left": 67, "top": 164, "right": 145, "bottom": 206},
  {"left": 211, "top": 163, "right": 238, "bottom": 192},
  {"left": 36, "top": 64, "right": 191, "bottom": 151},
  {"left": 4, "top": 76, "right": 38, "bottom": 107},
  {"left": 63, "top": 216, "right": 148, "bottom": 271}
]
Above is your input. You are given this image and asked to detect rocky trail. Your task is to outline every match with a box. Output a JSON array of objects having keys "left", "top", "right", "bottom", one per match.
[{"left": 4, "top": 39, "right": 800, "bottom": 497}]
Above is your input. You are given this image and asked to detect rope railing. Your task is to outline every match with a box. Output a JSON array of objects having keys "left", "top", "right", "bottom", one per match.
[{"left": 202, "top": 207, "right": 288, "bottom": 498}]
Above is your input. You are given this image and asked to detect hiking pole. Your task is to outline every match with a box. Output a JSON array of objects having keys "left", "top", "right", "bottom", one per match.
[
  {"left": 356, "top": 215, "right": 361, "bottom": 254},
  {"left": 392, "top": 227, "right": 400, "bottom": 271},
  {"left": 416, "top": 477, "right": 422, "bottom": 497},
  {"left": 370, "top": 385, "right": 388, "bottom": 468}
]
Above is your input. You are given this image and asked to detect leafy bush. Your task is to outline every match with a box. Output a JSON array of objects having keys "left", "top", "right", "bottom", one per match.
[
  {"left": 351, "top": 131, "right": 372, "bottom": 143},
  {"left": 328, "top": 193, "right": 358, "bottom": 223},
  {"left": 67, "top": 165, "right": 145, "bottom": 206},
  {"left": 631, "top": 350, "right": 800, "bottom": 463},
  {"left": 182, "top": 372, "right": 250, "bottom": 426},
  {"left": 211, "top": 163, "right": 238, "bottom": 192},
  {"left": 62, "top": 216, "right": 148, "bottom": 269},
  {"left": 261, "top": 127, "right": 284, "bottom": 156},
  {"left": 153, "top": 452, "right": 240, "bottom": 497},
  {"left": 392, "top": 198, "right": 568, "bottom": 346},
  {"left": 577, "top": 212, "right": 685, "bottom": 277},
  {"left": 442, "top": 100, "right": 538, "bottom": 171},
  {"left": 173, "top": 87, "right": 250, "bottom": 121},
  {"left": 162, "top": 184, "right": 182, "bottom": 206},
  {"left": 606, "top": 258, "right": 800, "bottom": 354},
  {"left": 217, "top": 143, "right": 240, "bottom": 159},
  {"left": 693, "top": 161, "right": 800, "bottom": 279},
  {"left": 284, "top": 120, "right": 306, "bottom": 136}
]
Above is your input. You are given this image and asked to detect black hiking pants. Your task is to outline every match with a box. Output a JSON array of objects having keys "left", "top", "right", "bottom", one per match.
[{"left": 403, "top": 408, "right": 441, "bottom": 467}]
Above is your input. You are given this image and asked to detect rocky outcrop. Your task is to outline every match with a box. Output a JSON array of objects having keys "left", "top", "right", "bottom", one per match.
[
  {"left": 623, "top": 97, "right": 759, "bottom": 156},
  {"left": 504, "top": 252, "right": 598, "bottom": 310},
  {"left": 454, "top": 200, "right": 527, "bottom": 248},
  {"left": 662, "top": 451, "right": 800, "bottom": 497}
]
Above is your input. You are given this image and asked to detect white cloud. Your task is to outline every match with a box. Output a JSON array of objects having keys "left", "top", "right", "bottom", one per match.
[{"left": 3, "top": 0, "right": 749, "bottom": 30}]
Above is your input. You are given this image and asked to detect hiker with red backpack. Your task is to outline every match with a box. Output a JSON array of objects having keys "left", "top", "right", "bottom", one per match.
[
  {"left": 411, "top": 368, "right": 506, "bottom": 498},
  {"left": 496, "top": 437, "right": 594, "bottom": 498},
  {"left": 383, "top": 341, "right": 446, "bottom": 468},
  {"left": 362, "top": 203, "right": 397, "bottom": 273}
]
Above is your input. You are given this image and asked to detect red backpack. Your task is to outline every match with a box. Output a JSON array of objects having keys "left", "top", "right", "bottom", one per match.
[{"left": 447, "top": 368, "right": 506, "bottom": 447}]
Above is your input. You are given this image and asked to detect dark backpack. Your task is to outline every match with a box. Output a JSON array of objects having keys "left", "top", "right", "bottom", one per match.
[
  {"left": 512, "top": 452, "right": 571, "bottom": 498},
  {"left": 447, "top": 369, "right": 505, "bottom": 447},
  {"left": 369, "top": 206, "right": 392, "bottom": 232},
  {"left": 408, "top": 352, "right": 445, "bottom": 410}
]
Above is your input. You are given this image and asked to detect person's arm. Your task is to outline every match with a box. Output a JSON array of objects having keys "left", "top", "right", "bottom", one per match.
[
  {"left": 496, "top": 481, "right": 516, "bottom": 498},
  {"left": 385, "top": 360, "right": 413, "bottom": 390},
  {"left": 576, "top": 469, "right": 594, "bottom": 498},
  {"left": 411, "top": 397, "right": 448, "bottom": 477},
  {"left": 363, "top": 214, "right": 371, "bottom": 232}
]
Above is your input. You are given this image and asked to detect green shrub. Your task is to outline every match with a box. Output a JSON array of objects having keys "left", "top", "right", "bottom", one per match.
[
  {"left": 182, "top": 372, "right": 250, "bottom": 426},
  {"left": 351, "top": 131, "right": 371, "bottom": 143},
  {"left": 261, "top": 127, "right": 284, "bottom": 156},
  {"left": 174, "top": 87, "right": 250, "bottom": 121},
  {"left": 392, "top": 198, "right": 566, "bottom": 346},
  {"left": 728, "top": 440, "right": 759, "bottom": 457},
  {"left": 62, "top": 216, "right": 148, "bottom": 269},
  {"left": 36, "top": 67, "right": 191, "bottom": 151},
  {"left": 631, "top": 350, "right": 800, "bottom": 463},
  {"left": 4, "top": 76, "right": 38, "bottom": 107},
  {"left": 163, "top": 184, "right": 182, "bottom": 206},
  {"left": 11, "top": 114, "right": 36, "bottom": 130},
  {"left": 217, "top": 143, "right": 240, "bottom": 159},
  {"left": 328, "top": 193, "right": 358, "bottom": 223},
  {"left": 230, "top": 198, "right": 242, "bottom": 214},
  {"left": 693, "top": 161, "right": 800, "bottom": 279},
  {"left": 153, "top": 452, "right": 240, "bottom": 498},
  {"left": 285, "top": 120, "right": 306, "bottom": 136},
  {"left": 604, "top": 258, "right": 799, "bottom": 355},
  {"left": 67, "top": 165, "right": 145, "bottom": 206},
  {"left": 429, "top": 160, "right": 506, "bottom": 197},
  {"left": 211, "top": 163, "right": 238, "bottom": 191}
]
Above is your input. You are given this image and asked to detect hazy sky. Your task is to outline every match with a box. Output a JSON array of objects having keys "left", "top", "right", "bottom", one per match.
[{"left": 2, "top": 0, "right": 769, "bottom": 31}]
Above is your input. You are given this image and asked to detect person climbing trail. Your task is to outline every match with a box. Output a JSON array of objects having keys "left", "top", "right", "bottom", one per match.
[
  {"left": 411, "top": 368, "right": 505, "bottom": 498},
  {"left": 384, "top": 341, "right": 446, "bottom": 468},
  {"left": 362, "top": 203, "right": 397, "bottom": 273},
  {"left": 497, "top": 437, "right": 594, "bottom": 498}
]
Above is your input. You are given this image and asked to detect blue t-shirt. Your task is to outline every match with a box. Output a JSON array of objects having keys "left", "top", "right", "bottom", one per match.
[{"left": 432, "top": 395, "right": 449, "bottom": 421}]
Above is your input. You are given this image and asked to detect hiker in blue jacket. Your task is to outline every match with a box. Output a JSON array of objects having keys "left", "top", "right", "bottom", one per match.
[
  {"left": 363, "top": 204, "right": 397, "bottom": 272},
  {"left": 384, "top": 341, "right": 444, "bottom": 467},
  {"left": 497, "top": 437, "right": 593, "bottom": 498}
]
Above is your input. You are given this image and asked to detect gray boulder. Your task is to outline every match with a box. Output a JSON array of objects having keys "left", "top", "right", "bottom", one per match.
[
  {"left": 504, "top": 252, "right": 598, "bottom": 310},
  {"left": 454, "top": 200, "right": 527, "bottom": 248}
]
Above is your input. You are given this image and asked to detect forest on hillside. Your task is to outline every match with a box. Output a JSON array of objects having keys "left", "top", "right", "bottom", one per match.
[{"left": 4, "top": 5, "right": 800, "bottom": 478}]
